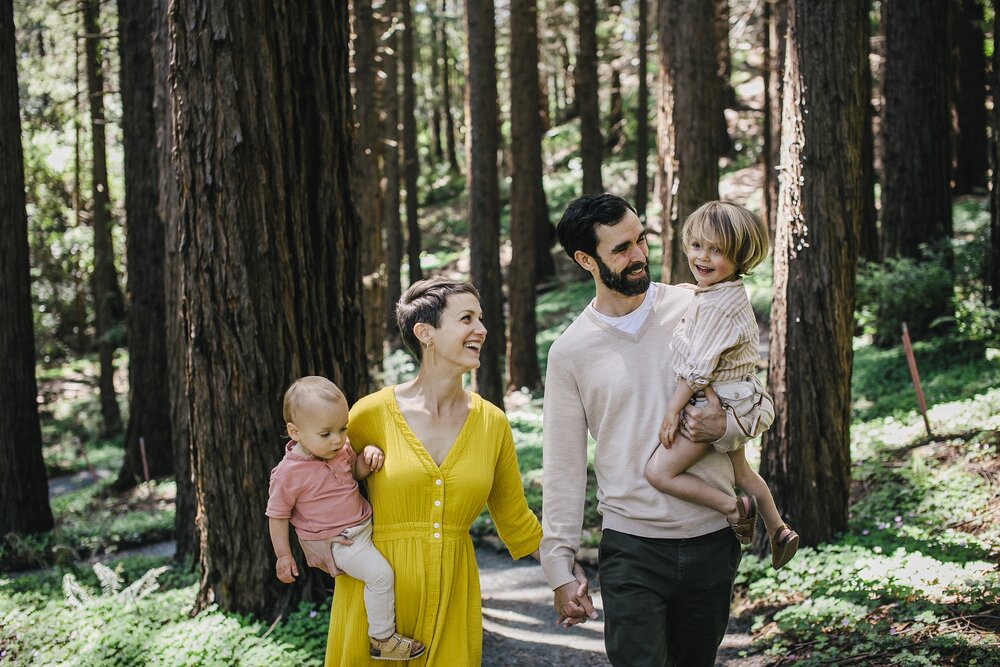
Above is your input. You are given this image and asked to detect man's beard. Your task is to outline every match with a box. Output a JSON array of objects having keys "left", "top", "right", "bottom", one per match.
[{"left": 595, "top": 255, "right": 651, "bottom": 296}]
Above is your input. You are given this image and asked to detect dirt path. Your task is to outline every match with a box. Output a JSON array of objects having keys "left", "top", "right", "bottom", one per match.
[{"left": 478, "top": 545, "right": 767, "bottom": 667}]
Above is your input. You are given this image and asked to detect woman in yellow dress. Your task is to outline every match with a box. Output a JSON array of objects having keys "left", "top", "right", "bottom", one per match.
[{"left": 302, "top": 278, "right": 580, "bottom": 665}]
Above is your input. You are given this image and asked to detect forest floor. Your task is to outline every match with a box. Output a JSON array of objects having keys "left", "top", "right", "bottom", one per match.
[{"left": 30, "top": 471, "right": 768, "bottom": 666}]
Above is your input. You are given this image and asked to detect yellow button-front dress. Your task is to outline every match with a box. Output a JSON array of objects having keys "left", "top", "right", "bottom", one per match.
[{"left": 324, "top": 386, "right": 543, "bottom": 666}]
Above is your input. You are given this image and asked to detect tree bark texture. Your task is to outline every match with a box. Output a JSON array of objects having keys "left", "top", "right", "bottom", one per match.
[
  {"left": 656, "top": 0, "right": 720, "bottom": 284},
  {"left": 0, "top": 0, "right": 54, "bottom": 538},
  {"left": 168, "top": 0, "right": 367, "bottom": 617},
  {"left": 990, "top": 0, "right": 1000, "bottom": 305},
  {"left": 880, "top": 0, "right": 952, "bottom": 259},
  {"left": 441, "top": 0, "right": 460, "bottom": 172},
  {"left": 635, "top": 0, "right": 649, "bottom": 218},
  {"left": 951, "top": 0, "right": 988, "bottom": 195},
  {"left": 152, "top": 0, "right": 195, "bottom": 561},
  {"left": 508, "top": 0, "right": 543, "bottom": 392},
  {"left": 578, "top": 0, "right": 602, "bottom": 194},
  {"left": 762, "top": 0, "right": 866, "bottom": 548},
  {"left": 84, "top": 0, "right": 123, "bottom": 436},
  {"left": 351, "top": 0, "right": 385, "bottom": 379},
  {"left": 401, "top": 0, "right": 423, "bottom": 284},
  {"left": 382, "top": 0, "right": 404, "bottom": 345},
  {"left": 465, "top": 0, "right": 505, "bottom": 408},
  {"left": 115, "top": 0, "right": 173, "bottom": 491},
  {"left": 762, "top": 0, "right": 786, "bottom": 239},
  {"left": 714, "top": 0, "right": 735, "bottom": 157},
  {"left": 859, "top": 41, "right": 879, "bottom": 262}
]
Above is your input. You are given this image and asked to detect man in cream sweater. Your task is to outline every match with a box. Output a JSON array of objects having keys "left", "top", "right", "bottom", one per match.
[{"left": 540, "top": 193, "right": 772, "bottom": 666}]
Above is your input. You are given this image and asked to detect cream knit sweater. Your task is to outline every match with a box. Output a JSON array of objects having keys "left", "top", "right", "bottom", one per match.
[{"left": 540, "top": 283, "right": 768, "bottom": 590}]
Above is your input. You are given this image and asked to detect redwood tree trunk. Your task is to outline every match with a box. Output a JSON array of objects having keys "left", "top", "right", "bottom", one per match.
[
  {"left": 84, "top": 0, "right": 123, "bottom": 436},
  {"left": 153, "top": 0, "right": 195, "bottom": 561},
  {"left": 383, "top": 0, "right": 404, "bottom": 344},
  {"left": 880, "top": 0, "right": 952, "bottom": 258},
  {"left": 508, "top": 0, "right": 544, "bottom": 392},
  {"left": 951, "top": 0, "right": 987, "bottom": 195},
  {"left": 115, "top": 0, "right": 173, "bottom": 491},
  {"left": 401, "top": 0, "right": 423, "bottom": 284},
  {"left": 656, "top": 0, "right": 720, "bottom": 283},
  {"left": 762, "top": 0, "right": 787, "bottom": 238},
  {"left": 991, "top": 0, "right": 1000, "bottom": 305},
  {"left": 465, "top": 0, "right": 505, "bottom": 408},
  {"left": 578, "top": 0, "right": 603, "bottom": 193},
  {"left": 879, "top": 0, "right": 952, "bottom": 341},
  {"left": 0, "top": 0, "right": 54, "bottom": 539},
  {"left": 762, "top": 0, "right": 866, "bottom": 548},
  {"left": 352, "top": 0, "right": 385, "bottom": 379},
  {"left": 168, "top": 0, "right": 367, "bottom": 617},
  {"left": 635, "top": 0, "right": 649, "bottom": 218}
]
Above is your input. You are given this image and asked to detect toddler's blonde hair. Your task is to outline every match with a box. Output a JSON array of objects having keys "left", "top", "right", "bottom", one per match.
[
  {"left": 682, "top": 201, "right": 769, "bottom": 277},
  {"left": 282, "top": 376, "right": 346, "bottom": 424}
]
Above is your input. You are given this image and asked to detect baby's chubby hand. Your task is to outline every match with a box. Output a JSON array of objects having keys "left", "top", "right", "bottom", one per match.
[
  {"left": 362, "top": 445, "right": 385, "bottom": 472},
  {"left": 275, "top": 554, "right": 298, "bottom": 584}
]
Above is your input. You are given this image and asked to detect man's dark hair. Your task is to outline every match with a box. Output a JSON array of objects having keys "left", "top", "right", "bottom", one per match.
[{"left": 556, "top": 193, "right": 638, "bottom": 265}]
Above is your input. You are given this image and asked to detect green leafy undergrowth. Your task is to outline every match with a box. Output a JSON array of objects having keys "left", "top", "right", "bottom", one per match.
[
  {"left": 734, "top": 389, "right": 1000, "bottom": 665},
  {"left": 1, "top": 479, "right": 175, "bottom": 571},
  {"left": 851, "top": 335, "right": 1000, "bottom": 421},
  {"left": 0, "top": 559, "right": 328, "bottom": 666}
]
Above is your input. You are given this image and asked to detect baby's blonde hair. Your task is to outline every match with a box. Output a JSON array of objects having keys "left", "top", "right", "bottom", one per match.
[
  {"left": 682, "top": 201, "right": 769, "bottom": 277},
  {"left": 282, "top": 376, "right": 346, "bottom": 424}
]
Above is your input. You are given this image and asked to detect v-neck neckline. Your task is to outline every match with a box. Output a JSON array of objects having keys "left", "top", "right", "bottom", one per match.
[{"left": 387, "top": 386, "right": 477, "bottom": 471}]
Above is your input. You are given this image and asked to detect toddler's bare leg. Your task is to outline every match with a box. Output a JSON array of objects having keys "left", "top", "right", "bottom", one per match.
[
  {"left": 645, "top": 436, "right": 742, "bottom": 519},
  {"left": 728, "top": 448, "right": 782, "bottom": 534}
]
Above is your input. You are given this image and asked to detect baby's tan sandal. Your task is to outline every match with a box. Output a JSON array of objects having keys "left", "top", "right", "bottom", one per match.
[{"left": 369, "top": 632, "right": 426, "bottom": 661}]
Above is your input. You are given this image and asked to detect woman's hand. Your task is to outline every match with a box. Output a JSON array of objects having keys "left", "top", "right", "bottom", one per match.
[{"left": 297, "top": 535, "right": 353, "bottom": 577}]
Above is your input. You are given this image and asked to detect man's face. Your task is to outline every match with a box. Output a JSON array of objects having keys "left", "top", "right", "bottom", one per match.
[{"left": 592, "top": 211, "right": 650, "bottom": 296}]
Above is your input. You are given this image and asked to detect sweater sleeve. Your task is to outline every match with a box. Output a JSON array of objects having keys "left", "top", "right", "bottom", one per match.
[
  {"left": 486, "top": 418, "right": 543, "bottom": 560},
  {"left": 540, "top": 346, "right": 591, "bottom": 590}
]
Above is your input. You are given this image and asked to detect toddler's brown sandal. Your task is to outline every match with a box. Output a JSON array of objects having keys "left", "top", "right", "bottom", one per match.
[{"left": 369, "top": 632, "right": 426, "bottom": 661}]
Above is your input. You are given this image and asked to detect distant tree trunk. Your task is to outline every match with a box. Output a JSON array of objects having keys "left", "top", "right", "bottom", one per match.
[
  {"left": 762, "top": 0, "right": 865, "bottom": 549},
  {"left": 762, "top": 0, "right": 787, "bottom": 239},
  {"left": 508, "top": 0, "right": 543, "bottom": 392},
  {"left": 656, "top": 0, "right": 720, "bottom": 283},
  {"left": 152, "top": 0, "right": 194, "bottom": 561},
  {"left": 859, "top": 50, "right": 879, "bottom": 262},
  {"left": 578, "top": 0, "right": 603, "bottom": 193},
  {"left": 465, "top": 0, "right": 505, "bottom": 408},
  {"left": 114, "top": 0, "right": 173, "bottom": 491},
  {"left": 951, "top": 0, "right": 987, "bottom": 195},
  {"left": 880, "top": 0, "right": 952, "bottom": 341},
  {"left": 401, "top": 0, "right": 423, "bottom": 284},
  {"left": 714, "top": 0, "right": 735, "bottom": 157},
  {"left": 990, "top": 0, "right": 1000, "bottom": 305},
  {"left": 168, "top": 0, "right": 367, "bottom": 618},
  {"left": 441, "top": 0, "right": 460, "bottom": 172},
  {"left": 605, "top": 0, "right": 625, "bottom": 152},
  {"left": 881, "top": 0, "right": 952, "bottom": 259},
  {"left": 383, "top": 0, "right": 404, "bottom": 345},
  {"left": 428, "top": 4, "right": 445, "bottom": 164},
  {"left": 352, "top": 0, "right": 385, "bottom": 379},
  {"left": 0, "top": 0, "right": 54, "bottom": 538},
  {"left": 635, "top": 0, "right": 650, "bottom": 218},
  {"left": 84, "top": 0, "right": 123, "bottom": 437}
]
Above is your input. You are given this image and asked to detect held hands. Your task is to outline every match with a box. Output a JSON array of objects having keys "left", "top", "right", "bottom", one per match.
[
  {"left": 275, "top": 554, "right": 299, "bottom": 583},
  {"left": 554, "top": 562, "right": 598, "bottom": 628},
  {"left": 361, "top": 445, "right": 385, "bottom": 472}
]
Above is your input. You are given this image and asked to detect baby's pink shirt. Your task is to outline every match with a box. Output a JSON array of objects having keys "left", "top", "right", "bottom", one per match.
[{"left": 265, "top": 441, "right": 372, "bottom": 540}]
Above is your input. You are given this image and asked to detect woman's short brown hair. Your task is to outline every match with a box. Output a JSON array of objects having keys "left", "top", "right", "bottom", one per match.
[{"left": 396, "top": 278, "right": 481, "bottom": 361}]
